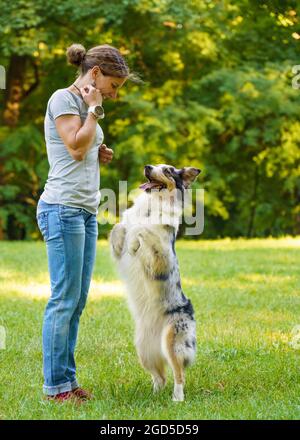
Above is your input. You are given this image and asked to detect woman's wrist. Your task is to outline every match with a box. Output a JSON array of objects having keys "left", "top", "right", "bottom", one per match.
[
  {"left": 86, "top": 112, "right": 99, "bottom": 123},
  {"left": 88, "top": 100, "right": 103, "bottom": 107},
  {"left": 88, "top": 111, "right": 99, "bottom": 121}
]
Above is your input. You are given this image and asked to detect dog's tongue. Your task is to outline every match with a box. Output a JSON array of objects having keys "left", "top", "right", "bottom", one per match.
[{"left": 139, "top": 181, "right": 162, "bottom": 190}]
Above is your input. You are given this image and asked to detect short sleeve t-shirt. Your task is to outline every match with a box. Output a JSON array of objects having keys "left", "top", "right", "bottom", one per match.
[{"left": 40, "top": 88, "right": 104, "bottom": 215}]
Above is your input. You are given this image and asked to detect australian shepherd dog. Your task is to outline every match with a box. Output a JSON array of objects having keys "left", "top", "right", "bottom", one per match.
[{"left": 109, "top": 164, "right": 201, "bottom": 401}]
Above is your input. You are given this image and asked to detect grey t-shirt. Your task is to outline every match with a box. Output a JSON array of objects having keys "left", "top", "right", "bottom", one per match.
[{"left": 40, "top": 88, "right": 104, "bottom": 215}]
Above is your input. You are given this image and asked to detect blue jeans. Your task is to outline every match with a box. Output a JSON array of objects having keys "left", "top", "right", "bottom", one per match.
[{"left": 36, "top": 198, "right": 98, "bottom": 396}]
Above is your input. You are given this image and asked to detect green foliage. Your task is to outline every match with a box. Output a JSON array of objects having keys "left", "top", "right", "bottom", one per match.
[
  {"left": 0, "top": 0, "right": 300, "bottom": 239},
  {"left": 0, "top": 125, "right": 46, "bottom": 239}
]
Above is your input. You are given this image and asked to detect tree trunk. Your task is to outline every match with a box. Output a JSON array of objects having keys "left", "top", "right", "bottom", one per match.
[
  {"left": 1, "top": 54, "right": 39, "bottom": 239},
  {"left": 2, "top": 54, "right": 28, "bottom": 127}
]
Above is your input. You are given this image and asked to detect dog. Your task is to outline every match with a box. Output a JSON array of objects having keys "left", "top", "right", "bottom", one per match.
[{"left": 109, "top": 164, "right": 201, "bottom": 401}]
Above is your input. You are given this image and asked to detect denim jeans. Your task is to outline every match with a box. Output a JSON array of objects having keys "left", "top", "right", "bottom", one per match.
[{"left": 36, "top": 198, "right": 98, "bottom": 396}]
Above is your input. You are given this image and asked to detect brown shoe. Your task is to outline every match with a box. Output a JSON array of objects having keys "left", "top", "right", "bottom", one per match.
[
  {"left": 72, "top": 387, "right": 94, "bottom": 400},
  {"left": 45, "top": 391, "right": 81, "bottom": 403}
]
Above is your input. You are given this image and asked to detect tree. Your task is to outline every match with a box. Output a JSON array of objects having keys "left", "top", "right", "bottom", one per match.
[{"left": 0, "top": 0, "right": 299, "bottom": 239}]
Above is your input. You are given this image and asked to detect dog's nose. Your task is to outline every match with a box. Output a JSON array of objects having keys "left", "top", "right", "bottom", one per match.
[{"left": 145, "top": 165, "right": 153, "bottom": 171}]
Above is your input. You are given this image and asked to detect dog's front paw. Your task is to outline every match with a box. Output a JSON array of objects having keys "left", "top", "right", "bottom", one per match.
[{"left": 109, "top": 224, "right": 126, "bottom": 258}]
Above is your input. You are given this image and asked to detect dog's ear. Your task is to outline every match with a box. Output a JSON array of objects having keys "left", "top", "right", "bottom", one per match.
[{"left": 178, "top": 167, "right": 201, "bottom": 188}]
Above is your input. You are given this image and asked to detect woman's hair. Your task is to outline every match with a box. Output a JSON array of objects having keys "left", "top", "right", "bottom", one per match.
[{"left": 66, "top": 43, "right": 143, "bottom": 84}]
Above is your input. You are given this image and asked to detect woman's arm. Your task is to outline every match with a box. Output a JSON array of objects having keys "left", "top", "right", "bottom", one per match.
[
  {"left": 55, "top": 85, "right": 102, "bottom": 161},
  {"left": 55, "top": 112, "right": 98, "bottom": 161}
]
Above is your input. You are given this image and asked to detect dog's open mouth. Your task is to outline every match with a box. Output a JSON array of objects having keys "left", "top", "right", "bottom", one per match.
[{"left": 139, "top": 180, "right": 166, "bottom": 191}]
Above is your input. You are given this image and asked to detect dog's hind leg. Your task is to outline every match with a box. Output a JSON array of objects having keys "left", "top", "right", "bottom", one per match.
[
  {"left": 109, "top": 224, "right": 126, "bottom": 259},
  {"left": 151, "top": 360, "right": 167, "bottom": 393},
  {"left": 136, "top": 344, "right": 167, "bottom": 393},
  {"left": 161, "top": 324, "right": 185, "bottom": 402}
]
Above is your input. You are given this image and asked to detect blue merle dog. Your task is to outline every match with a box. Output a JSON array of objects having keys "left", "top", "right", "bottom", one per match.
[{"left": 109, "top": 164, "right": 201, "bottom": 401}]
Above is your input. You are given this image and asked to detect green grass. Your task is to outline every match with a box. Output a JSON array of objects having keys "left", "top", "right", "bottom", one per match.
[{"left": 0, "top": 237, "right": 299, "bottom": 420}]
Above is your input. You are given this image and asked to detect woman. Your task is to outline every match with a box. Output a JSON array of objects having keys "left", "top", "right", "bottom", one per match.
[{"left": 36, "top": 43, "right": 137, "bottom": 402}]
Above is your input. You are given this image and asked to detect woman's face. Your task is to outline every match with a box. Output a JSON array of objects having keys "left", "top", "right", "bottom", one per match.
[{"left": 90, "top": 66, "right": 127, "bottom": 100}]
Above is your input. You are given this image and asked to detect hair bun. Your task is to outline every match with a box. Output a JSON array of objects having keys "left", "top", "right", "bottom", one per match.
[{"left": 66, "top": 44, "right": 86, "bottom": 67}]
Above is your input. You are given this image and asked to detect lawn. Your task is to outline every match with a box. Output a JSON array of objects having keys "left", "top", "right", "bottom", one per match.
[{"left": 0, "top": 237, "right": 299, "bottom": 420}]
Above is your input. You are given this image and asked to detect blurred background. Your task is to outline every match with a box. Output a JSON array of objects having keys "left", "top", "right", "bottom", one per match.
[{"left": 0, "top": 0, "right": 300, "bottom": 240}]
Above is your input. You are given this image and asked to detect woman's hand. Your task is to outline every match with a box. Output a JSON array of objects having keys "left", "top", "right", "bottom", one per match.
[
  {"left": 80, "top": 84, "right": 103, "bottom": 107},
  {"left": 99, "top": 144, "right": 114, "bottom": 164}
]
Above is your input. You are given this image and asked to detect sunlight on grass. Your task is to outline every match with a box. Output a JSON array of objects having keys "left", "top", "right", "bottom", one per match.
[
  {"left": 176, "top": 236, "right": 300, "bottom": 250},
  {"left": 236, "top": 274, "right": 296, "bottom": 284},
  {"left": 0, "top": 279, "right": 125, "bottom": 300}
]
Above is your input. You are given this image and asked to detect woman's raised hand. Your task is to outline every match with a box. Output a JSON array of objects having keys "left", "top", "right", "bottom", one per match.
[
  {"left": 80, "top": 84, "right": 103, "bottom": 107},
  {"left": 99, "top": 144, "right": 114, "bottom": 164}
]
